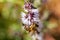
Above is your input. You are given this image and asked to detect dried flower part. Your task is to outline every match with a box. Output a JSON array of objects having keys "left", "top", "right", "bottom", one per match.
[{"left": 24, "top": 1, "right": 32, "bottom": 9}]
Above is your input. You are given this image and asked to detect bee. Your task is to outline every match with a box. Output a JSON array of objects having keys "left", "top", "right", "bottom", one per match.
[{"left": 24, "top": 22, "right": 39, "bottom": 34}]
